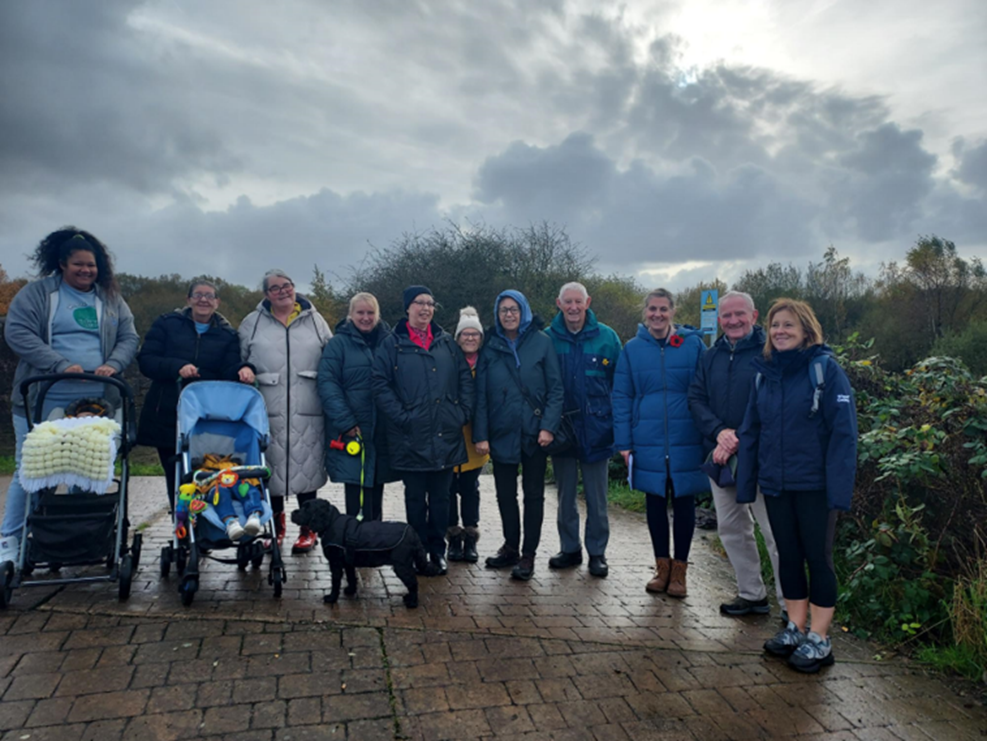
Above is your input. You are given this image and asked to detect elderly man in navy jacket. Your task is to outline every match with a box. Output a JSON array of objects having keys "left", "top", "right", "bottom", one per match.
[{"left": 688, "top": 291, "right": 784, "bottom": 616}]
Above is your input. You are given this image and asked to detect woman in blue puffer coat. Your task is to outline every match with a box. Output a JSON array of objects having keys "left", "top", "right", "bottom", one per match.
[
  {"left": 736, "top": 298, "right": 857, "bottom": 674},
  {"left": 613, "top": 288, "right": 706, "bottom": 598}
]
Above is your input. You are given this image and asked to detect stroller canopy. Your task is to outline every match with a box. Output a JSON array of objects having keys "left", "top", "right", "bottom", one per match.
[{"left": 177, "top": 382, "right": 269, "bottom": 463}]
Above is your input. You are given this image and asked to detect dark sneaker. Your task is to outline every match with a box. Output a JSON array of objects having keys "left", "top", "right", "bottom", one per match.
[
  {"left": 511, "top": 555, "right": 535, "bottom": 581},
  {"left": 720, "top": 596, "right": 770, "bottom": 616},
  {"left": 764, "top": 621, "right": 806, "bottom": 657},
  {"left": 588, "top": 555, "right": 609, "bottom": 578},
  {"left": 788, "top": 631, "right": 834, "bottom": 673},
  {"left": 485, "top": 545, "right": 520, "bottom": 569},
  {"left": 548, "top": 550, "right": 582, "bottom": 569}
]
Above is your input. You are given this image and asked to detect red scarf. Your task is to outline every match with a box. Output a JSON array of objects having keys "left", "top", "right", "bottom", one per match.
[{"left": 408, "top": 323, "right": 433, "bottom": 350}]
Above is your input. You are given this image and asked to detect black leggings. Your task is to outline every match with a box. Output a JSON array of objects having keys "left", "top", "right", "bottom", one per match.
[
  {"left": 646, "top": 482, "right": 695, "bottom": 562},
  {"left": 764, "top": 489, "right": 838, "bottom": 608},
  {"left": 272, "top": 491, "right": 317, "bottom": 516},
  {"left": 344, "top": 483, "right": 385, "bottom": 521},
  {"left": 156, "top": 447, "right": 179, "bottom": 512}
]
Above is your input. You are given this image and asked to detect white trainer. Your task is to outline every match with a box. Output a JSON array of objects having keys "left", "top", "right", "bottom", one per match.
[
  {"left": 225, "top": 519, "right": 245, "bottom": 541},
  {"left": 243, "top": 513, "right": 262, "bottom": 537}
]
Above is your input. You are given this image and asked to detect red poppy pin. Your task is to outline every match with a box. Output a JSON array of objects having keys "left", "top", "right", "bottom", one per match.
[{"left": 669, "top": 334, "right": 684, "bottom": 348}]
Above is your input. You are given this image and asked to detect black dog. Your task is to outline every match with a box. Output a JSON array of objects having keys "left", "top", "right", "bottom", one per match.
[{"left": 291, "top": 499, "right": 428, "bottom": 608}]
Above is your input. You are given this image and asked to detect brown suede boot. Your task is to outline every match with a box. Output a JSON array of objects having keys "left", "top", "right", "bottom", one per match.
[
  {"left": 666, "top": 559, "right": 688, "bottom": 598},
  {"left": 646, "top": 557, "right": 671, "bottom": 593}
]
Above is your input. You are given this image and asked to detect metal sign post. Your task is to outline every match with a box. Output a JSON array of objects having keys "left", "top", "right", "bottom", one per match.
[{"left": 700, "top": 289, "right": 718, "bottom": 347}]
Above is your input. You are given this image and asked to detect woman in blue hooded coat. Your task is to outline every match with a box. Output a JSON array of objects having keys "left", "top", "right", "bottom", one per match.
[
  {"left": 613, "top": 288, "right": 706, "bottom": 598},
  {"left": 473, "top": 290, "right": 564, "bottom": 581}
]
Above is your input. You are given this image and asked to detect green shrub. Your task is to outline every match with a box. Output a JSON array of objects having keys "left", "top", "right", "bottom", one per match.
[{"left": 931, "top": 321, "right": 987, "bottom": 377}]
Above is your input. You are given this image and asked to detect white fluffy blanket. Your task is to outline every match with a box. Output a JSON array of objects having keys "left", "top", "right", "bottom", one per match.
[{"left": 19, "top": 417, "right": 121, "bottom": 495}]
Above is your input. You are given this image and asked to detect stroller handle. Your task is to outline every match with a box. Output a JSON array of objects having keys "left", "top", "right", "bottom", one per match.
[{"left": 19, "top": 372, "right": 137, "bottom": 453}]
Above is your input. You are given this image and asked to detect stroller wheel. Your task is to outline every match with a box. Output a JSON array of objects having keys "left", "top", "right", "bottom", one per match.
[
  {"left": 0, "top": 561, "right": 13, "bottom": 609},
  {"left": 131, "top": 532, "right": 143, "bottom": 569},
  {"left": 272, "top": 569, "right": 283, "bottom": 599},
  {"left": 159, "top": 545, "right": 172, "bottom": 578},
  {"left": 176, "top": 547, "right": 187, "bottom": 576},
  {"left": 118, "top": 554, "right": 134, "bottom": 600},
  {"left": 180, "top": 576, "right": 198, "bottom": 606},
  {"left": 251, "top": 543, "right": 264, "bottom": 570}
]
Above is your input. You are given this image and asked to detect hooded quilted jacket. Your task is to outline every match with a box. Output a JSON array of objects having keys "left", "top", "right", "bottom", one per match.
[
  {"left": 735, "top": 345, "right": 858, "bottom": 511},
  {"left": 238, "top": 295, "right": 332, "bottom": 497},
  {"left": 612, "top": 324, "right": 707, "bottom": 498}
]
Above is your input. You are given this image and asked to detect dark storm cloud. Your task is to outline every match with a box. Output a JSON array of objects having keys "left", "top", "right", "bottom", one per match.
[
  {"left": 953, "top": 138, "right": 987, "bottom": 192},
  {"left": 0, "top": 1, "right": 241, "bottom": 196},
  {"left": 473, "top": 132, "right": 818, "bottom": 262}
]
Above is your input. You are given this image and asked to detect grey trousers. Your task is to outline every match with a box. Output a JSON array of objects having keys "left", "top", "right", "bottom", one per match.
[
  {"left": 709, "top": 478, "right": 784, "bottom": 606},
  {"left": 553, "top": 456, "right": 610, "bottom": 557}
]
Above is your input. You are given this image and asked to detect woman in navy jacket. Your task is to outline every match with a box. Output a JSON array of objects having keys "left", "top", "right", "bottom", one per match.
[
  {"left": 736, "top": 298, "right": 857, "bottom": 674},
  {"left": 613, "top": 288, "right": 706, "bottom": 598},
  {"left": 473, "top": 290, "right": 564, "bottom": 581},
  {"left": 317, "top": 292, "right": 396, "bottom": 522},
  {"left": 137, "top": 278, "right": 252, "bottom": 509}
]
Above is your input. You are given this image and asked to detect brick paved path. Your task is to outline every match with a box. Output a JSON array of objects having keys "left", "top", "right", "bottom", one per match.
[{"left": 0, "top": 474, "right": 984, "bottom": 740}]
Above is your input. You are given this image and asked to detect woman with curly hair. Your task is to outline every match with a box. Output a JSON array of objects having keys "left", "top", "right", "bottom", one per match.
[{"left": 0, "top": 227, "right": 138, "bottom": 564}]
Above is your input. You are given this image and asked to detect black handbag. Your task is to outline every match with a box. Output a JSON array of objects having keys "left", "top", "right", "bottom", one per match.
[{"left": 503, "top": 358, "right": 578, "bottom": 456}]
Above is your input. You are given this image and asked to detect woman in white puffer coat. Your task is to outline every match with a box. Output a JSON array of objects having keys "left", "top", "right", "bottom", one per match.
[{"left": 239, "top": 269, "right": 332, "bottom": 555}]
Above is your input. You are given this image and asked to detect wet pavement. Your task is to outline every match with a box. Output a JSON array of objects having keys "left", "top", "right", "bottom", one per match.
[{"left": 0, "top": 473, "right": 984, "bottom": 740}]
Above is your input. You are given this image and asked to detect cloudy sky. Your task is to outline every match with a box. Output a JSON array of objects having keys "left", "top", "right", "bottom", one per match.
[{"left": 1, "top": 0, "right": 985, "bottom": 291}]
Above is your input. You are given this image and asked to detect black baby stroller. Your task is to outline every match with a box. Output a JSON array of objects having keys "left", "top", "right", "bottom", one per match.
[
  {"left": 0, "top": 373, "right": 140, "bottom": 608},
  {"left": 159, "top": 381, "right": 285, "bottom": 606}
]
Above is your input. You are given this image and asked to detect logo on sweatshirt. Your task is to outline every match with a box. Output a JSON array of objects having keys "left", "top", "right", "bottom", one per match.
[{"left": 837, "top": 394, "right": 850, "bottom": 404}]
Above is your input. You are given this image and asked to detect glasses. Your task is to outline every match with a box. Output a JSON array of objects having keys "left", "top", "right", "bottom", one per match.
[
  {"left": 266, "top": 282, "right": 294, "bottom": 294},
  {"left": 190, "top": 292, "right": 217, "bottom": 300},
  {"left": 411, "top": 300, "right": 436, "bottom": 308},
  {"left": 498, "top": 306, "right": 520, "bottom": 315},
  {"left": 459, "top": 332, "right": 482, "bottom": 340}
]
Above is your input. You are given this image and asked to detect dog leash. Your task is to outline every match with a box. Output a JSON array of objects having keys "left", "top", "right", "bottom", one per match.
[{"left": 357, "top": 437, "right": 366, "bottom": 522}]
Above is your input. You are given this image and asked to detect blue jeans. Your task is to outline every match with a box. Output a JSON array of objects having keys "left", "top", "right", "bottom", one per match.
[
  {"left": 211, "top": 482, "right": 264, "bottom": 522},
  {"left": 2, "top": 414, "right": 32, "bottom": 538}
]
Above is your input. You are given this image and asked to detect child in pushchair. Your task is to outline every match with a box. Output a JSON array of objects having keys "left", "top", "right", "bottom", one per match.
[
  {"left": 161, "top": 380, "right": 286, "bottom": 605},
  {"left": 182, "top": 453, "right": 265, "bottom": 541}
]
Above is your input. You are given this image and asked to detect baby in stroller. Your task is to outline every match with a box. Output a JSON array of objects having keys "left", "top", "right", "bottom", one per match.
[{"left": 181, "top": 454, "right": 265, "bottom": 541}]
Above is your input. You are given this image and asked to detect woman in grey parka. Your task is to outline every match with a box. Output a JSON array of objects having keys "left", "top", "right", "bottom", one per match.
[{"left": 239, "top": 269, "right": 332, "bottom": 554}]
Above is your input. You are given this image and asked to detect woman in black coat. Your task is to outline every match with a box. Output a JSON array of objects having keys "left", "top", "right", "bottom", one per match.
[
  {"left": 473, "top": 289, "right": 564, "bottom": 581},
  {"left": 371, "top": 285, "right": 474, "bottom": 576},
  {"left": 317, "top": 292, "right": 396, "bottom": 522},
  {"left": 137, "top": 278, "right": 252, "bottom": 508}
]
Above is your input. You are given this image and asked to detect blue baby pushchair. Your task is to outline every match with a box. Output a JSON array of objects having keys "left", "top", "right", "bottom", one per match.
[{"left": 159, "top": 381, "right": 285, "bottom": 606}]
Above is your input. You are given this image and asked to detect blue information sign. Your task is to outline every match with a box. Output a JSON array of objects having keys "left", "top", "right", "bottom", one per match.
[{"left": 701, "top": 289, "right": 719, "bottom": 336}]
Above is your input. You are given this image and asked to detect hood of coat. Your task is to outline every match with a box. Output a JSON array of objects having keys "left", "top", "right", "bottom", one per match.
[
  {"left": 175, "top": 306, "right": 235, "bottom": 331},
  {"left": 548, "top": 306, "right": 601, "bottom": 342},
  {"left": 484, "top": 315, "right": 545, "bottom": 352},
  {"left": 752, "top": 342, "right": 834, "bottom": 380},
  {"left": 634, "top": 322, "right": 704, "bottom": 346},
  {"left": 256, "top": 293, "right": 316, "bottom": 315},
  {"left": 493, "top": 289, "right": 533, "bottom": 339}
]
